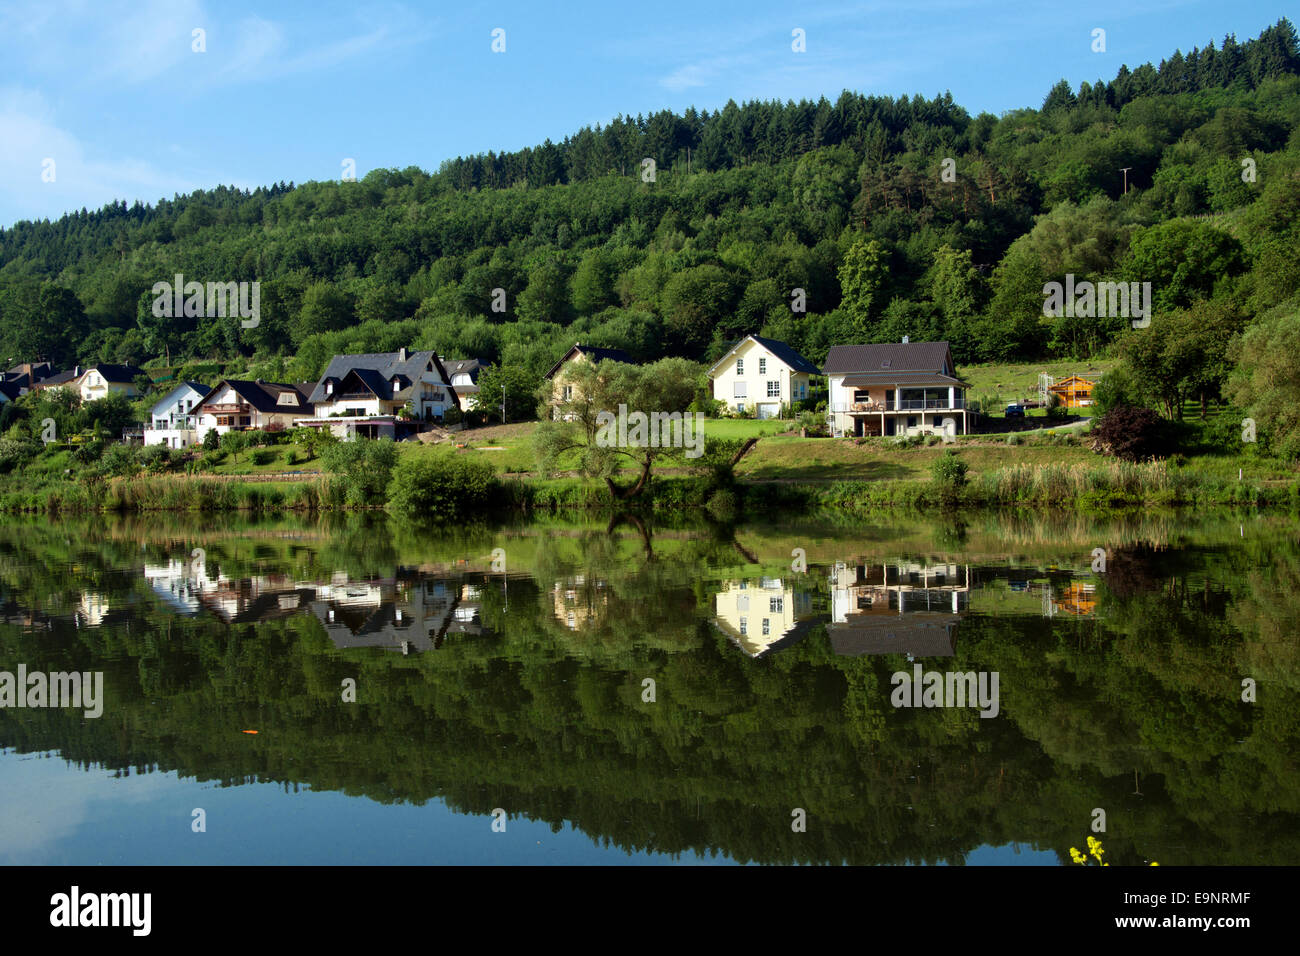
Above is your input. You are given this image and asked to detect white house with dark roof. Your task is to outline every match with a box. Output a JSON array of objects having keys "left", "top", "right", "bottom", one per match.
[
  {"left": 824, "top": 340, "right": 969, "bottom": 438},
  {"left": 446, "top": 358, "right": 485, "bottom": 410},
  {"left": 144, "top": 381, "right": 212, "bottom": 448},
  {"left": 193, "top": 380, "right": 314, "bottom": 443},
  {"left": 707, "top": 335, "right": 820, "bottom": 418},
  {"left": 300, "top": 348, "right": 457, "bottom": 440}
]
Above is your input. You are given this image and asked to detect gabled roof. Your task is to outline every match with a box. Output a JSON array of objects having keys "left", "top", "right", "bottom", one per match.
[
  {"left": 36, "top": 369, "right": 79, "bottom": 386},
  {"left": 199, "top": 380, "right": 312, "bottom": 414},
  {"left": 823, "top": 342, "right": 954, "bottom": 376},
  {"left": 150, "top": 381, "right": 212, "bottom": 414},
  {"left": 708, "top": 335, "right": 820, "bottom": 376},
  {"left": 83, "top": 364, "right": 146, "bottom": 384},
  {"left": 447, "top": 358, "right": 484, "bottom": 378},
  {"left": 308, "top": 350, "right": 450, "bottom": 404},
  {"left": 0, "top": 381, "right": 23, "bottom": 402},
  {"left": 544, "top": 344, "right": 635, "bottom": 380}
]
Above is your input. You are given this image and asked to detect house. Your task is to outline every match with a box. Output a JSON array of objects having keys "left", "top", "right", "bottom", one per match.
[
  {"left": 708, "top": 335, "right": 820, "bottom": 418},
  {"left": 299, "top": 348, "right": 457, "bottom": 440},
  {"left": 711, "top": 577, "right": 815, "bottom": 657},
  {"left": 36, "top": 364, "right": 146, "bottom": 401},
  {"left": 1048, "top": 375, "right": 1095, "bottom": 409},
  {"left": 0, "top": 381, "right": 24, "bottom": 405},
  {"left": 193, "top": 380, "right": 314, "bottom": 443},
  {"left": 544, "top": 343, "right": 635, "bottom": 416},
  {"left": 446, "top": 358, "right": 485, "bottom": 410},
  {"left": 824, "top": 341, "right": 969, "bottom": 438},
  {"left": 144, "top": 381, "right": 212, "bottom": 449},
  {"left": 827, "top": 560, "right": 970, "bottom": 657},
  {"left": 4, "top": 362, "right": 56, "bottom": 392}
]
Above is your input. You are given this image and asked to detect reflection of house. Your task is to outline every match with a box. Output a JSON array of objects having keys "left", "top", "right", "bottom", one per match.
[
  {"left": 312, "top": 576, "right": 483, "bottom": 653},
  {"left": 829, "top": 561, "right": 969, "bottom": 657},
  {"left": 712, "top": 577, "right": 815, "bottom": 657},
  {"left": 824, "top": 341, "right": 969, "bottom": 439},
  {"left": 551, "top": 575, "right": 610, "bottom": 631},
  {"left": 76, "top": 592, "right": 111, "bottom": 628},
  {"left": 1052, "top": 581, "right": 1097, "bottom": 616},
  {"left": 143, "top": 559, "right": 204, "bottom": 614}
]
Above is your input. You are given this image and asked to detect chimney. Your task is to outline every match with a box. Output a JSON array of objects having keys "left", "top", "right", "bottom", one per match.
[
  {"left": 901, "top": 335, "right": 909, "bottom": 344},
  {"left": 399, "top": 347, "right": 408, "bottom": 362}
]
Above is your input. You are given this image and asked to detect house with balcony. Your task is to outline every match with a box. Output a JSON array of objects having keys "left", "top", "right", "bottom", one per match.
[
  {"left": 707, "top": 335, "right": 820, "bottom": 419},
  {"left": 193, "top": 379, "right": 314, "bottom": 443},
  {"left": 298, "top": 348, "right": 458, "bottom": 440},
  {"left": 824, "top": 341, "right": 969, "bottom": 438},
  {"left": 144, "top": 381, "right": 212, "bottom": 449}
]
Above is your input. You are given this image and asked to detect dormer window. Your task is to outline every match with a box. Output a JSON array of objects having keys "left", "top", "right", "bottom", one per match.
[
  {"left": 326, "top": 381, "right": 334, "bottom": 395},
  {"left": 277, "top": 392, "right": 298, "bottom": 406},
  {"left": 880, "top": 360, "right": 891, "bottom": 369}
]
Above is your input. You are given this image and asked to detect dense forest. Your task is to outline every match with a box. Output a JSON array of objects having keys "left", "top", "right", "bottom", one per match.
[{"left": 0, "top": 20, "right": 1298, "bottom": 398}]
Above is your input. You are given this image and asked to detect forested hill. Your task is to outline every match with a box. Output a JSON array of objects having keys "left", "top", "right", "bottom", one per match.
[{"left": 1, "top": 19, "right": 1298, "bottom": 385}]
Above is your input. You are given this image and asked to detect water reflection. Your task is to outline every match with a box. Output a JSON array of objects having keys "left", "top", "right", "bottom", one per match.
[{"left": 0, "top": 513, "right": 1295, "bottom": 866}]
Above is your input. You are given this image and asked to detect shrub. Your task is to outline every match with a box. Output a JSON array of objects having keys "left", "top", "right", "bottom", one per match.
[
  {"left": 320, "top": 437, "right": 398, "bottom": 506},
  {"left": 202, "top": 428, "right": 219, "bottom": 451},
  {"left": 250, "top": 448, "right": 276, "bottom": 466},
  {"left": 931, "top": 449, "right": 969, "bottom": 488},
  {"left": 1090, "top": 405, "right": 1172, "bottom": 461},
  {"left": 387, "top": 453, "right": 500, "bottom": 521},
  {"left": 0, "top": 438, "right": 41, "bottom": 474}
]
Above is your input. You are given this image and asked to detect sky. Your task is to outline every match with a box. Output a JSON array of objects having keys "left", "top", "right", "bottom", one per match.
[{"left": 0, "top": 0, "right": 1291, "bottom": 227}]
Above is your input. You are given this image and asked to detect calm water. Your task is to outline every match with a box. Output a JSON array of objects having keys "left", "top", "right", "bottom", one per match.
[{"left": 0, "top": 510, "right": 1295, "bottom": 865}]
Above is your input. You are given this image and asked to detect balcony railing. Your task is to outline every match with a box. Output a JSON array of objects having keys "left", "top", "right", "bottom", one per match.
[
  {"left": 830, "top": 397, "right": 966, "bottom": 413},
  {"left": 146, "top": 416, "right": 198, "bottom": 431},
  {"left": 205, "top": 403, "right": 250, "bottom": 414}
]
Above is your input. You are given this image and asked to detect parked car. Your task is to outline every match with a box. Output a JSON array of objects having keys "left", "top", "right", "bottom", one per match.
[{"left": 1005, "top": 404, "right": 1026, "bottom": 419}]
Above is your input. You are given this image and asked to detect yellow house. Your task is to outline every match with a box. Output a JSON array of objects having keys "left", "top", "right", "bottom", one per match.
[
  {"left": 544, "top": 343, "right": 635, "bottom": 417},
  {"left": 1049, "top": 375, "right": 1095, "bottom": 409}
]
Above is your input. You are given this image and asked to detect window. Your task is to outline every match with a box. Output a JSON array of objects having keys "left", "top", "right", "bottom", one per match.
[
  {"left": 736, "top": 595, "right": 749, "bottom": 612},
  {"left": 562, "top": 385, "right": 574, "bottom": 401},
  {"left": 736, "top": 358, "right": 744, "bottom": 375},
  {"left": 734, "top": 382, "right": 747, "bottom": 398},
  {"left": 767, "top": 381, "right": 780, "bottom": 398},
  {"left": 739, "top": 617, "right": 747, "bottom": 635},
  {"left": 770, "top": 596, "right": 783, "bottom": 613},
  {"left": 758, "top": 357, "right": 766, "bottom": 374},
  {"left": 762, "top": 619, "right": 770, "bottom": 636}
]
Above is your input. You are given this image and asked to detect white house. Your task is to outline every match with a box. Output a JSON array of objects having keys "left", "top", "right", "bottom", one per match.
[
  {"left": 299, "top": 348, "right": 458, "bottom": 440},
  {"left": 193, "top": 380, "right": 314, "bottom": 443},
  {"left": 40, "top": 364, "right": 146, "bottom": 401},
  {"left": 824, "top": 340, "right": 969, "bottom": 438},
  {"left": 707, "top": 335, "right": 820, "bottom": 419},
  {"left": 144, "top": 381, "right": 211, "bottom": 449},
  {"left": 447, "top": 359, "right": 484, "bottom": 410}
]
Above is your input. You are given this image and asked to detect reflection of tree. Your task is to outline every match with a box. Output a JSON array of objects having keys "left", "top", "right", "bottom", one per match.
[{"left": 0, "top": 516, "right": 1297, "bottom": 865}]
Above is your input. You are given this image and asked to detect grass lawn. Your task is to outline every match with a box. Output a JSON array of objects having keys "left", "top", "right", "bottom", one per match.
[{"left": 734, "top": 436, "right": 1101, "bottom": 481}]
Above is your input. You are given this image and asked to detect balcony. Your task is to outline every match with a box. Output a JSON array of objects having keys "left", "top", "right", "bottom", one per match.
[
  {"left": 830, "top": 398, "right": 966, "bottom": 414},
  {"left": 205, "top": 403, "right": 250, "bottom": 415},
  {"left": 146, "top": 416, "right": 198, "bottom": 431}
]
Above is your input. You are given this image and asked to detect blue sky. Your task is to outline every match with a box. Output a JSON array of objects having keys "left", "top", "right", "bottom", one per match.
[{"left": 0, "top": 0, "right": 1290, "bottom": 227}]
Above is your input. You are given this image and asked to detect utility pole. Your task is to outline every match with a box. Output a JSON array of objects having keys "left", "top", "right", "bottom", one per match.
[
  {"left": 1120, "top": 167, "right": 1133, "bottom": 195},
  {"left": 501, "top": 385, "right": 506, "bottom": 425}
]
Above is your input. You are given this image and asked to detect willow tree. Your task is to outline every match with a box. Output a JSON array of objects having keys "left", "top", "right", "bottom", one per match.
[{"left": 533, "top": 357, "right": 704, "bottom": 499}]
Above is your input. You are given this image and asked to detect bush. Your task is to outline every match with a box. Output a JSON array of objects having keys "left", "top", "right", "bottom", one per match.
[
  {"left": 0, "top": 438, "right": 42, "bottom": 474},
  {"left": 1091, "top": 367, "right": 1139, "bottom": 417},
  {"left": 202, "top": 428, "right": 219, "bottom": 451},
  {"left": 320, "top": 437, "right": 398, "bottom": 506},
  {"left": 250, "top": 448, "right": 276, "bottom": 466},
  {"left": 1090, "top": 405, "right": 1172, "bottom": 461},
  {"left": 931, "top": 449, "right": 969, "bottom": 488},
  {"left": 96, "top": 443, "right": 140, "bottom": 477},
  {"left": 387, "top": 453, "right": 500, "bottom": 521}
]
